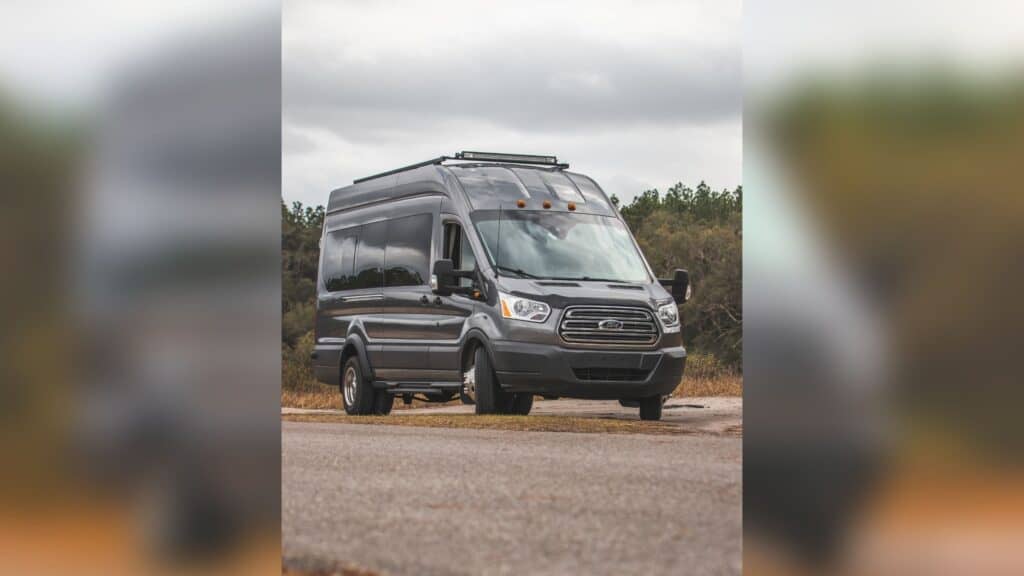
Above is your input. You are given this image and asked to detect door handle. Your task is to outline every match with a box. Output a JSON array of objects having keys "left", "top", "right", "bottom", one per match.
[{"left": 419, "top": 295, "right": 429, "bottom": 305}]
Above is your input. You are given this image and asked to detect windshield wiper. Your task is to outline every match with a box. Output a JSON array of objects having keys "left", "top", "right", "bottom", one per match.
[{"left": 494, "top": 265, "right": 540, "bottom": 279}]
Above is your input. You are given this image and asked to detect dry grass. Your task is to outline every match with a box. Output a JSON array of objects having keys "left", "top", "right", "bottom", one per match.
[
  {"left": 281, "top": 387, "right": 340, "bottom": 410},
  {"left": 674, "top": 353, "right": 743, "bottom": 397},
  {"left": 673, "top": 374, "right": 743, "bottom": 398},
  {"left": 283, "top": 412, "right": 694, "bottom": 435}
]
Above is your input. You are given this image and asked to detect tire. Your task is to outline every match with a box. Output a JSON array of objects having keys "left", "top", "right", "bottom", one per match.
[
  {"left": 473, "top": 346, "right": 512, "bottom": 414},
  {"left": 639, "top": 395, "right": 663, "bottom": 421},
  {"left": 511, "top": 393, "right": 534, "bottom": 416},
  {"left": 342, "top": 356, "right": 375, "bottom": 415},
  {"left": 372, "top": 391, "right": 394, "bottom": 415}
]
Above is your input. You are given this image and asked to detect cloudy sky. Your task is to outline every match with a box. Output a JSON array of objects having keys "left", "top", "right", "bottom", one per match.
[
  {"left": 4, "top": 1, "right": 1018, "bottom": 210},
  {"left": 282, "top": 0, "right": 742, "bottom": 208}
]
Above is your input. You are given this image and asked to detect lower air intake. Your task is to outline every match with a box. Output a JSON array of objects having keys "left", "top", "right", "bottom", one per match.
[{"left": 572, "top": 367, "right": 652, "bottom": 382}]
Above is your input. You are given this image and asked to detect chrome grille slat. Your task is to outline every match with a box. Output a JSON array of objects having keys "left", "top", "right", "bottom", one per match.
[
  {"left": 566, "top": 310, "right": 650, "bottom": 319},
  {"left": 558, "top": 305, "right": 659, "bottom": 347}
]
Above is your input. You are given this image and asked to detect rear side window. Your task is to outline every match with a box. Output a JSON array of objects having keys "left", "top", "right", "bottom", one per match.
[
  {"left": 385, "top": 213, "right": 432, "bottom": 287},
  {"left": 323, "top": 228, "right": 358, "bottom": 292},
  {"left": 352, "top": 220, "right": 386, "bottom": 290}
]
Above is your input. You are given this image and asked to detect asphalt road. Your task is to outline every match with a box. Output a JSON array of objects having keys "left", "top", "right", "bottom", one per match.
[{"left": 282, "top": 401, "right": 742, "bottom": 575}]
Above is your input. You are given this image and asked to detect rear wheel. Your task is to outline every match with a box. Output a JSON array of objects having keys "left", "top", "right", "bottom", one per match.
[
  {"left": 472, "top": 346, "right": 512, "bottom": 414},
  {"left": 342, "top": 356, "right": 375, "bottom": 415},
  {"left": 372, "top": 391, "right": 393, "bottom": 415},
  {"left": 511, "top": 393, "right": 534, "bottom": 416},
  {"left": 639, "top": 395, "right": 663, "bottom": 421}
]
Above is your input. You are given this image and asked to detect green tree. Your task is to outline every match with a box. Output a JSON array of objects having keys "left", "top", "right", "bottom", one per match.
[
  {"left": 619, "top": 183, "right": 742, "bottom": 368},
  {"left": 281, "top": 201, "right": 323, "bottom": 346}
]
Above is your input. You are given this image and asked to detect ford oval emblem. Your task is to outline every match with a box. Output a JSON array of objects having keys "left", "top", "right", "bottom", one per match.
[{"left": 598, "top": 319, "right": 624, "bottom": 330}]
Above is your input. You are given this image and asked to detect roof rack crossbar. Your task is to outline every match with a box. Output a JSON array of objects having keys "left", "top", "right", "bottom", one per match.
[
  {"left": 352, "top": 151, "right": 568, "bottom": 184},
  {"left": 353, "top": 156, "right": 451, "bottom": 184}
]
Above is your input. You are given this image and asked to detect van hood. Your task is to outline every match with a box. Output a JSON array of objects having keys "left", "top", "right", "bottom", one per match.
[{"left": 494, "top": 276, "right": 672, "bottom": 310}]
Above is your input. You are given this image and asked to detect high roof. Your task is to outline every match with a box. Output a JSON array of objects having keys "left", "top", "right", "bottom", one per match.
[
  {"left": 326, "top": 163, "right": 454, "bottom": 214},
  {"left": 326, "top": 152, "right": 617, "bottom": 217}
]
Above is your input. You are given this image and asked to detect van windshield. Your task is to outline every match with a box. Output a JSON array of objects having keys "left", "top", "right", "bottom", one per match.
[{"left": 472, "top": 211, "right": 650, "bottom": 283}]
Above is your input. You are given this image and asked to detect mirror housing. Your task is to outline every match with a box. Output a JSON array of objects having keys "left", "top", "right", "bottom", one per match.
[
  {"left": 658, "top": 268, "right": 690, "bottom": 304},
  {"left": 432, "top": 259, "right": 457, "bottom": 296}
]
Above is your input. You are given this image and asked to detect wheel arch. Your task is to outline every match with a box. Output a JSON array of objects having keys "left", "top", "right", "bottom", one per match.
[
  {"left": 460, "top": 329, "right": 496, "bottom": 372},
  {"left": 341, "top": 332, "right": 373, "bottom": 384}
]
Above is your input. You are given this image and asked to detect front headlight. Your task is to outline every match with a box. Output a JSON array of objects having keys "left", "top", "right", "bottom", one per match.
[
  {"left": 499, "top": 292, "right": 551, "bottom": 323},
  {"left": 657, "top": 302, "right": 681, "bottom": 333}
]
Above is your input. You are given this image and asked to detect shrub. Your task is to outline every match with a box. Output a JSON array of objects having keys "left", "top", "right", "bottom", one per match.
[{"left": 282, "top": 330, "right": 317, "bottom": 391}]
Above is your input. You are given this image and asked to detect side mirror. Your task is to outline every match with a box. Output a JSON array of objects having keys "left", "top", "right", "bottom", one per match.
[
  {"left": 432, "top": 259, "right": 457, "bottom": 296},
  {"left": 671, "top": 269, "right": 690, "bottom": 304},
  {"left": 659, "top": 268, "right": 691, "bottom": 304}
]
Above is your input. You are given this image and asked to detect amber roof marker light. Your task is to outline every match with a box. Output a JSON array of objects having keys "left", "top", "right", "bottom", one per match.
[
  {"left": 567, "top": 202, "right": 577, "bottom": 211},
  {"left": 542, "top": 200, "right": 552, "bottom": 209},
  {"left": 516, "top": 199, "right": 526, "bottom": 208}
]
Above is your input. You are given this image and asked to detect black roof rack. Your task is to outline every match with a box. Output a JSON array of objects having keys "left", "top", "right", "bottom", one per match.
[{"left": 353, "top": 151, "right": 568, "bottom": 184}]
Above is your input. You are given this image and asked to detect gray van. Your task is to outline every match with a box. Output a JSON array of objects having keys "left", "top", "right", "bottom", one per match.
[{"left": 312, "top": 152, "right": 689, "bottom": 420}]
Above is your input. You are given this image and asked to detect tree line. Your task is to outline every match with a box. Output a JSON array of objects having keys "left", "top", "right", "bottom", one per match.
[{"left": 614, "top": 182, "right": 742, "bottom": 369}]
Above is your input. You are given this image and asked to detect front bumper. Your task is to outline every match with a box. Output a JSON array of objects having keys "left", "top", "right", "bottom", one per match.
[{"left": 490, "top": 340, "right": 686, "bottom": 400}]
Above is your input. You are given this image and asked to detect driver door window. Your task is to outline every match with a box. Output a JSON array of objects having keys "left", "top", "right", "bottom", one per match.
[{"left": 443, "top": 221, "right": 477, "bottom": 288}]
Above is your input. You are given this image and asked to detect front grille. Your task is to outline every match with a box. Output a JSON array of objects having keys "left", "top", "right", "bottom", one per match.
[
  {"left": 572, "top": 367, "right": 651, "bottom": 382},
  {"left": 558, "top": 305, "right": 659, "bottom": 347}
]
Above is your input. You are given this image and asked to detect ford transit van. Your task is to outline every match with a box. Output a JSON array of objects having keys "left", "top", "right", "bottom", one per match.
[{"left": 312, "top": 152, "right": 689, "bottom": 420}]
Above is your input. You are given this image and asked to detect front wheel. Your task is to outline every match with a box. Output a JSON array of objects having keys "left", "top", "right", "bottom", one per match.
[
  {"left": 372, "top": 391, "right": 393, "bottom": 415},
  {"left": 638, "top": 395, "right": 663, "bottom": 421},
  {"left": 472, "top": 346, "right": 512, "bottom": 414},
  {"left": 511, "top": 393, "right": 533, "bottom": 416}
]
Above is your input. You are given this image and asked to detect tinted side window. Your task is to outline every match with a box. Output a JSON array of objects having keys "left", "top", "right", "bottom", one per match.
[
  {"left": 352, "top": 220, "right": 386, "bottom": 290},
  {"left": 323, "top": 228, "right": 358, "bottom": 292},
  {"left": 458, "top": 228, "right": 476, "bottom": 288},
  {"left": 385, "top": 213, "right": 432, "bottom": 287},
  {"left": 443, "top": 221, "right": 477, "bottom": 288}
]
